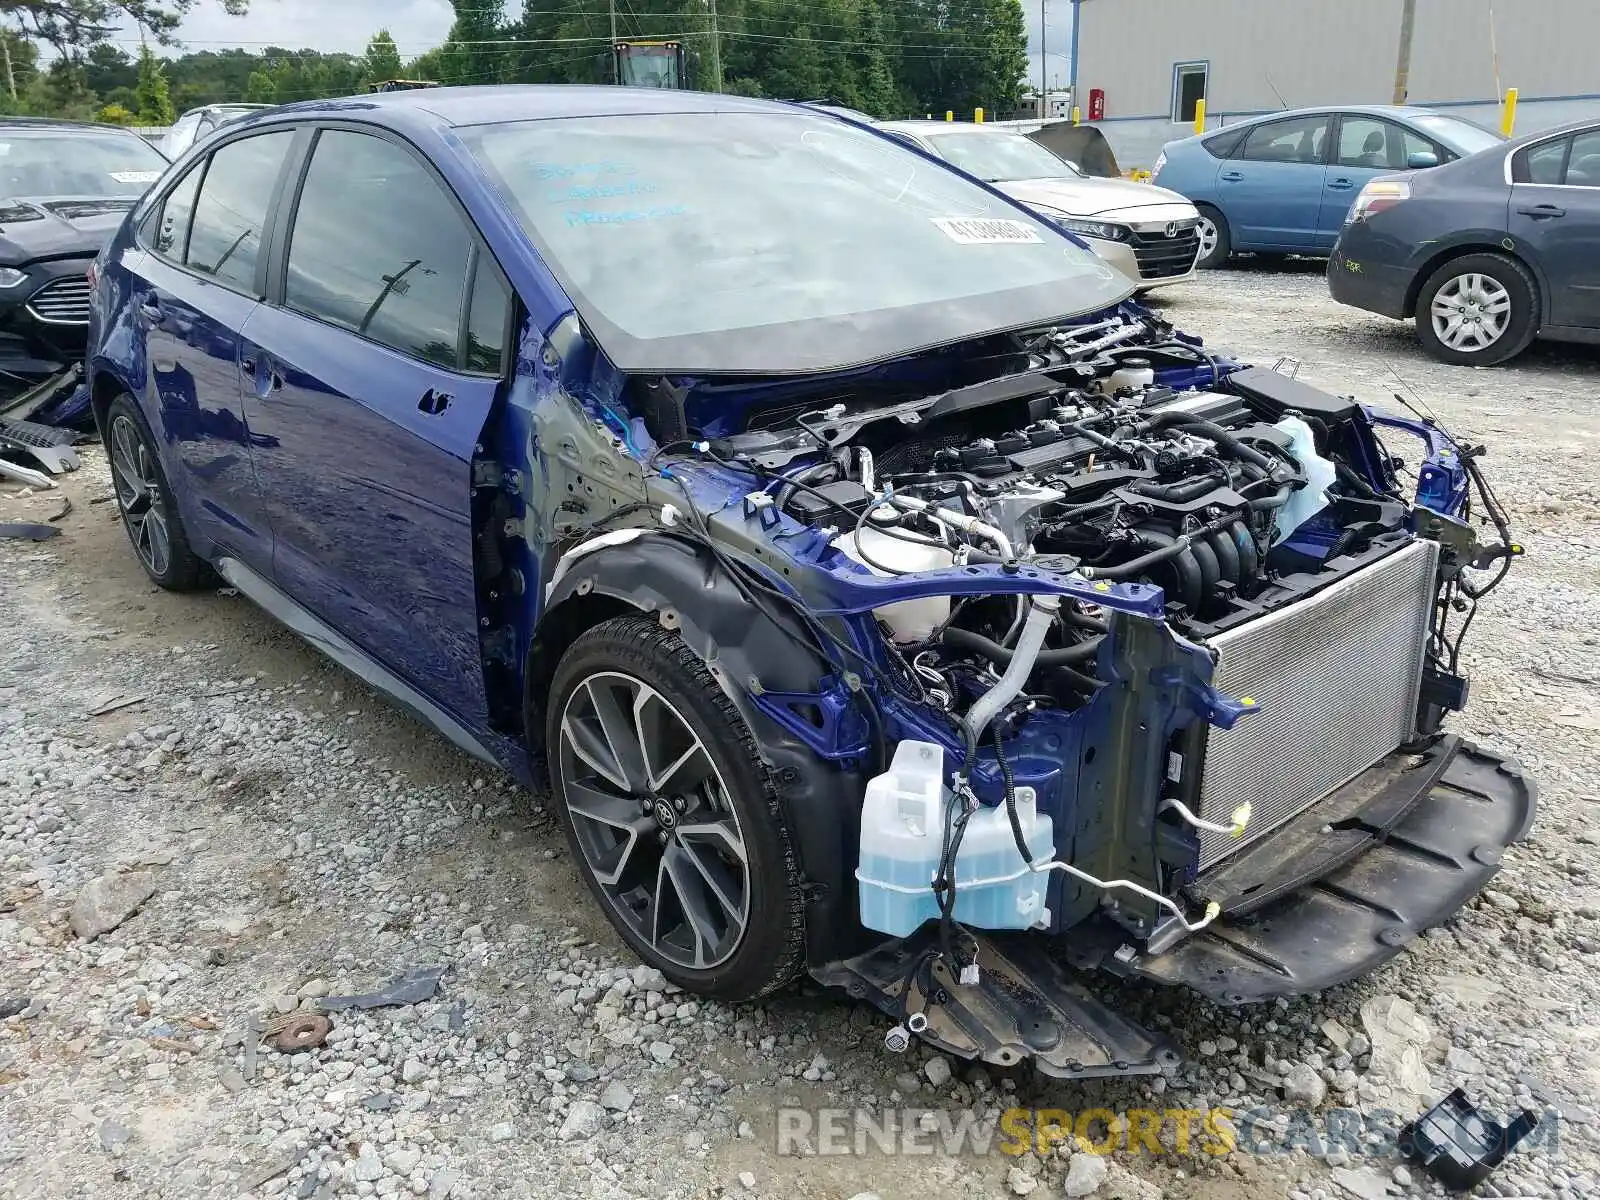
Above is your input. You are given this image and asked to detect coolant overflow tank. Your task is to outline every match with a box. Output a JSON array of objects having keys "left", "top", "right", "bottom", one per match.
[{"left": 855, "top": 740, "right": 1055, "bottom": 937}]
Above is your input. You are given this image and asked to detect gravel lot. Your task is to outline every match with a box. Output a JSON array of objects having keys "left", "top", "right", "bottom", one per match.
[{"left": 3, "top": 263, "right": 1598, "bottom": 1200}]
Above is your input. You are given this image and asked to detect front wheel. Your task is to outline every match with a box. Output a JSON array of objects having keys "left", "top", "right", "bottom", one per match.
[
  {"left": 546, "top": 615, "right": 807, "bottom": 1001},
  {"left": 1194, "top": 207, "right": 1231, "bottom": 269},
  {"left": 1414, "top": 253, "right": 1538, "bottom": 366}
]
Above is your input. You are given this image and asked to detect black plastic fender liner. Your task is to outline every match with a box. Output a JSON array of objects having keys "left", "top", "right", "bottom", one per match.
[
  {"left": 1089, "top": 738, "right": 1537, "bottom": 1005},
  {"left": 813, "top": 926, "right": 1180, "bottom": 1080},
  {"left": 537, "top": 531, "right": 868, "bottom": 967}
]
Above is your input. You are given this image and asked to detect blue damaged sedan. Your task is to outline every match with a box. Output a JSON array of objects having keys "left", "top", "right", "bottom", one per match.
[{"left": 85, "top": 86, "right": 1532, "bottom": 1078}]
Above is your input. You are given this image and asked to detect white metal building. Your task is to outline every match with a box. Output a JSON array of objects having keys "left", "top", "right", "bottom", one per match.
[{"left": 1070, "top": 0, "right": 1600, "bottom": 167}]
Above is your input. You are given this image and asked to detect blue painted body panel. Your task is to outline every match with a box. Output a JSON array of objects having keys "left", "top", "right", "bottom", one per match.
[{"left": 84, "top": 88, "right": 1456, "bottom": 944}]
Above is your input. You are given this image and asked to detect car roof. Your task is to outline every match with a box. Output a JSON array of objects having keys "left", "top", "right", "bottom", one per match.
[
  {"left": 1507, "top": 116, "right": 1600, "bottom": 145},
  {"left": 253, "top": 85, "right": 828, "bottom": 132},
  {"left": 0, "top": 116, "right": 142, "bottom": 134},
  {"left": 876, "top": 120, "right": 1025, "bottom": 137}
]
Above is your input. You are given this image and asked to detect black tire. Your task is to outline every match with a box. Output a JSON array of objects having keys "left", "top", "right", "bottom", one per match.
[
  {"left": 546, "top": 615, "right": 806, "bottom": 1002},
  {"left": 103, "top": 394, "right": 212, "bottom": 591},
  {"left": 1195, "top": 205, "right": 1232, "bottom": 269},
  {"left": 1413, "top": 252, "right": 1539, "bottom": 367}
]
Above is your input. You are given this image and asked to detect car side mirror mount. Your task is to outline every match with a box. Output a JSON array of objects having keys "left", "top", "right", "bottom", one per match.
[{"left": 1407, "top": 151, "right": 1440, "bottom": 170}]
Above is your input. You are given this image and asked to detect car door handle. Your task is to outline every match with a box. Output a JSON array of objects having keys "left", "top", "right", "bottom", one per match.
[
  {"left": 1220, "top": 171, "right": 1244, "bottom": 182},
  {"left": 1516, "top": 203, "right": 1566, "bottom": 219},
  {"left": 1326, "top": 178, "right": 1355, "bottom": 191}
]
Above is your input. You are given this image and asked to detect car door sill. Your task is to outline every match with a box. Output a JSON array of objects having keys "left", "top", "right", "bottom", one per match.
[{"left": 214, "top": 555, "right": 501, "bottom": 767}]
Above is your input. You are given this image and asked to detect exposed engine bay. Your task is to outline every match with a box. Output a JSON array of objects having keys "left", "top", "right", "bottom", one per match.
[{"left": 560, "top": 306, "right": 1531, "bottom": 1075}]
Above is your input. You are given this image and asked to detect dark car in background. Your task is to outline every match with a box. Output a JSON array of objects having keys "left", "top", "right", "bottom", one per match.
[
  {"left": 1154, "top": 105, "right": 1504, "bottom": 268},
  {"left": 0, "top": 117, "right": 167, "bottom": 395},
  {"left": 1330, "top": 117, "right": 1600, "bottom": 366}
]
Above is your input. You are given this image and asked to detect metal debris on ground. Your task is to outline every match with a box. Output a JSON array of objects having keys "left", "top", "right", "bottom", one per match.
[
  {"left": 0, "top": 522, "right": 61, "bottom": 541},
  {"left": 47, "top": 496, "right": 70, "bottom": 522},
  {"left": 319, "top": 966, "right": 446, "bottom": 1012},
  {"left": 88, "top": 695, "right": 148, "bottom": 717},
  {"left": 1399, "top": 1086, "right": 1542, "bottom": 1191},
  {"left": 242, "top": 1013, "right": 261, "bottom": 1083},
  {"left": 270, "top": 1013, "right": 333, "bottom": 1053},
  {"left": 0, "top": 458, "right": 54, "bottom": 488}
]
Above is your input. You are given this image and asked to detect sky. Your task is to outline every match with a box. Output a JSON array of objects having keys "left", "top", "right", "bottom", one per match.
[
  {"left": 124, "top": 0, "right": 1072, "bottom": 89},
  {"left": 119, "top": 0, "right": 457, "bottom": 59}
]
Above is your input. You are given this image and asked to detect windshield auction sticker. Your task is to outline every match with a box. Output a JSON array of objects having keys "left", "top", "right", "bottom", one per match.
[{"left": 930, "top": 217, "right": 1042, "bottom": 245}]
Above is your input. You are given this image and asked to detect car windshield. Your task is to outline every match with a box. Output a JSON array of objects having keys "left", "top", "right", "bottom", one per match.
[
  {"left": 1410, "top": 114, "right": 1504, "bottom": 156},
  {"left": 462, "top": 111, "right": 1128, "bottom": 374},
  {"left": 0, "top": 128, "right": 166, "bottom": 198},
  {"left": 923, "top": 130, "right": 1085, "bottom": 182}
]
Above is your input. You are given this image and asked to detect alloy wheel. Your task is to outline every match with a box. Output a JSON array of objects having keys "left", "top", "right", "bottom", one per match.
[
  {"left": 108, "top": 413, "right": 172, "bottom": 578},
  {"left": 558, "top": 670, "right": 751, "bottom": 970},
  {"left": 1430, "top": 273, "right": 1512, "bottom": 353}
]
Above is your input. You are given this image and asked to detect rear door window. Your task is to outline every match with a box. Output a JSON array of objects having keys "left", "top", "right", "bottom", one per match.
[
  {"left": 1563, "top": 130, "right": 1600, "bottom": 186},
  {"left": 1201, "top": 127, "right": 1247, "bottom": 158},
  {"left": 284, "top": 129, "right": 475, "bottom": 369},
  {"left": 1240, "top": 116, "right": 1332, "bottom": 165},
  {"left": 185, "top": 131, "right": 294, "bottom": 293},
  {"left": 1519, "top": 137, "right": 1571, "bottom": 184}
]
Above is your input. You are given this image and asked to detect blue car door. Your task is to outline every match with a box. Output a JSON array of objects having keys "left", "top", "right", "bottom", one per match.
[
  {"left": 1507, "top": 128, "right": 1600, "bottom": 329},
  {"left": 119, "top": 130, "right": 297, "bottom": 575},
  {"left": 238, "top": 126, "right": 513, "bottom": 728},
  {"left": 1217, "top": 114, "right": 1333, "bottom": 250},
  {"left": 1316, "top": 114, "right": 1444, "bottom": 248}
]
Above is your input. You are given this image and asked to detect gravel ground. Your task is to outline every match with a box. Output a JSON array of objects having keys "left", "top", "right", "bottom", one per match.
[{"left": 2, "top": 263, "right": 1598, "bottom": 1200}]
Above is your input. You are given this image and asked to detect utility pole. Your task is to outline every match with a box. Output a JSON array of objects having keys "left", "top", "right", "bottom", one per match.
[
  {"left": 1038, "top": 0, "right": 1047, "bottom": 118},
  {"left": 1, "top": 32, "right": 15, "bottom": 102},
  {"left": 707, "top": 0, "right": 722, "bottom": 92},
  {"left": 1392, "top": 0, "right": 1416, "bottom": 104}
]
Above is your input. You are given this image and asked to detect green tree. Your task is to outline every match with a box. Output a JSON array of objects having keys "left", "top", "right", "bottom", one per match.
[
  {"left": 83, "top": 42, "right": 136, "bottom": 96},
  {"left": 97, "top": 100, "right": 135, "bottom": 123},
  {"left": 133, "top": 42, "right": 174, "bottom": 123},
  {"left": 6, "top": 1, "right": 250, "bottom": 61},
  {"left": 244, "top": 67, "right": 274, "bottom": 103},
  {"left": 438, "top": 0, "right": 506, "bottom": 86},
  {"left": 361, "top": 28, "right": 404, "bottom": 86}
]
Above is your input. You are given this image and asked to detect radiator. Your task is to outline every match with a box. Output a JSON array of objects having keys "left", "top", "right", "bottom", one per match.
[{"left": 1194, "top": 539, "right": 1440, "bottom": 869}]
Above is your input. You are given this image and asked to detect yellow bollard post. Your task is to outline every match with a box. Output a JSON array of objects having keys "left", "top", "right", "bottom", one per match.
[
  {"left": 945, "top": 110, "right": 953, "bottom": 121},
  {"left": 1193, "top": 98, "right": 1206, "bottom": 136},
  {"left": 1501, "top": 87, "right": 1518, "bottom": 136},
  {"left": 1072, "top": 105, "right": 1082, "bottom": 125},
  {"left": 974, "top": 107, "right": 985, "bottom": 123}
]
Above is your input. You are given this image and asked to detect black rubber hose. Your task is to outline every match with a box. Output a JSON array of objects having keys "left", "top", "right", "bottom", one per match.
[
  {"left": 941, "top": 626, "right": 1103, "bottom": 667},
  {"left": 1208, "top": 528, "right": 1240, "bottom": 588},
  {"left": 993, "top": 727, "right": 1034, "bottom": 866},
  {"left": 1136, "top": 412, "right": 1276, "bottom": 472},
  {"left": 1127, "top": 472, "right": 1224, "bottom": 504},
  {"left": 1336, "top": 460, "right": 1385, "bottom": 500},
  {"left": 1229, "top": 520, "right": 1259, "bottom": 584},
  {"left": 1062, "top": 609, "right": 1109, "bottom": 635},
  {"left": 1093, "top": 527, "right": 1204, "bottom": 610},
  {"left": 1249, "top": 483, "right": 1296, "bottom": 511}
]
